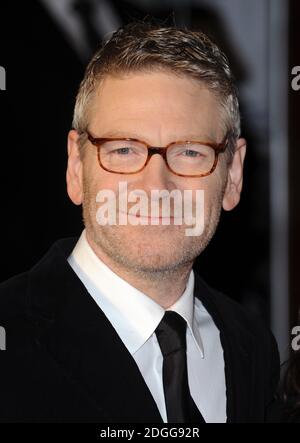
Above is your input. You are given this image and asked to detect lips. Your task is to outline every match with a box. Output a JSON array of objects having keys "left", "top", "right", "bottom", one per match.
[
  {"left": 132, "top": 214, "right": 175, "bottom": 220},
  {"left": 117, "top": 211, "right": 182, "bottom": 223}
]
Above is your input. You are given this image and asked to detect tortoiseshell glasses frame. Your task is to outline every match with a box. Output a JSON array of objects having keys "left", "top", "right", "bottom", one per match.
[{"left": 82, "top": 129, "right": 230, "bottom": 178}]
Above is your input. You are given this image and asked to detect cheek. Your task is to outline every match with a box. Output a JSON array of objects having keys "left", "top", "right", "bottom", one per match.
[
  {"left": 209, "top": 162, "right": 228, "bottom": 197},
  {"left": 194, "top": 171, "right": 227, "bottom": 215},
  {"left": 82, "top": 149, "right": 97, "bottom": 178},
  {"left": 83, "top": 154, "right": 117, "bottom": 191},
  {"left": 187, "top": 168, "right": 226, "bottom": 198}
]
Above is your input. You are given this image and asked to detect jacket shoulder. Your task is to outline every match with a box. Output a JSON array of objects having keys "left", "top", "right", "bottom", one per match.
[
  {"left": 195, "top": 273, "right": 272, "bottom": 338},
  {"left": 0, "top": 271, "right": 34, "bottom": 350}
]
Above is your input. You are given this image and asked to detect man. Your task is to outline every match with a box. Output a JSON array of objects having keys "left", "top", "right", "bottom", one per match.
[{"left": 0, "top": 21, "right": 279, "bottom": 423}]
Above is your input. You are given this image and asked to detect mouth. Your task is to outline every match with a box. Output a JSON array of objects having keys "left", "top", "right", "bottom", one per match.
[
  {"left": 118, "top": 211, "right": 180, "bottom": 223},
  {"left": 133, "top": 214, "right": 175, "bottom": 220}
]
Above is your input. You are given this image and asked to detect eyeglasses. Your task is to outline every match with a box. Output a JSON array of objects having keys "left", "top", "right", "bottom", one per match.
[{"left": 83, "top": 129, "right": 229, "bottom": 177}]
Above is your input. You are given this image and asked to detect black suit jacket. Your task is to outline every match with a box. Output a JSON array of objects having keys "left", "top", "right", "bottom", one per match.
[{"left": 0, "top": 237, "right": 279, "bottom": 423}]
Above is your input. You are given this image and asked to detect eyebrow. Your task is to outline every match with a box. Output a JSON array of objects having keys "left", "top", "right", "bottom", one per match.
[{"left": 96, "top": 130, "right": 215, "bottom": 143}]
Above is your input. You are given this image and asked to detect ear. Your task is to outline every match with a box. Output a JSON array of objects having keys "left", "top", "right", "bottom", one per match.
[
  {"left": 222, "top": 138, "right": 247, "bottom": 211},
  {"left": 66, "top": 130, "right": 83, "bottom": 205}
]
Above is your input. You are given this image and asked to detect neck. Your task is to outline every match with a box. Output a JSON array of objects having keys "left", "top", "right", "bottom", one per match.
[{"left": 85, "top": 232, "right": 193, "bottom": 309}]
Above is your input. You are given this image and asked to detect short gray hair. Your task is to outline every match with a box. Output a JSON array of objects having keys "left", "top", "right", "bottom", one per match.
[{"left": 73, "top": 21, "right": 241, "bottom": 159}]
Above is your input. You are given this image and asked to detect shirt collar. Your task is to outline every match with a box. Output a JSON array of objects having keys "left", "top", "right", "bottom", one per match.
[{"left": 68, "top": 229, "right": 204, "bottom": 357}]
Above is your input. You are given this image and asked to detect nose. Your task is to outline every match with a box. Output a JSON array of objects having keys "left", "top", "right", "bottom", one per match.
[{"left": 140, "top": 153, "right": 173, "bottom": 191}]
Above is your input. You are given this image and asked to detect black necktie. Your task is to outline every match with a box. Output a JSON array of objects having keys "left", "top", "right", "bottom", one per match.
[{"left": 155, "top": 310, "right": 205, "bottom": 423}]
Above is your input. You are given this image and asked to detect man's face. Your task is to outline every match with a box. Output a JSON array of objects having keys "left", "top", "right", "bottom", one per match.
[{"left": 67, "top": 71, "right": 246, "bottom": 274}]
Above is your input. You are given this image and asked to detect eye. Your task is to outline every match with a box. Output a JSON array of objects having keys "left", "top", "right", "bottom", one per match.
[
  {"left": 113, "top": 147, "right": 132, "bottom": 155},
  {"left": 102, "top": 140, "right": 146, "bottom": 156},
  {"left": 106, "top": 145, "right": 139, "bottom": 156},
  {"left": 183, "top": 149, "right": 202, "bottom": 157}
]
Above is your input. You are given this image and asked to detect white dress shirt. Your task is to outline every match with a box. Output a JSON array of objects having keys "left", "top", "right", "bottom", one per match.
[{"left": 67, "top": 229, "right": 226, "bottom": 422}]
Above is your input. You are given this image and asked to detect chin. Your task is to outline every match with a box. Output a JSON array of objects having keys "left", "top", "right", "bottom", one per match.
[{"left": 127, "top": 257, "right": 183, "bottom": 273}]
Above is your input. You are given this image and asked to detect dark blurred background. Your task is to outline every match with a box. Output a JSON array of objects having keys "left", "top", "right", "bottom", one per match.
[{"left": 0, "top": 0, "right": 299, "bottom": 361}]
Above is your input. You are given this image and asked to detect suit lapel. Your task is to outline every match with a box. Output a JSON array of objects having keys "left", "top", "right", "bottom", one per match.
[
  {"left": 27, "top": 237, "right": 163, "bottom": 423},
  {"left": 193, "top": 273, "right": 255, "bottom": 423}
]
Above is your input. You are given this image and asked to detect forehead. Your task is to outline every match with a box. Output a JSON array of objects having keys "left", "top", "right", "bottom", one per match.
[{"left": 88, "top": 71, "right": 224, "bottom": 141}]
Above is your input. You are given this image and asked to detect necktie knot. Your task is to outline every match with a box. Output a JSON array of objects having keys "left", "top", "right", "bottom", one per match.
[{"left": 155, "top": 311, "right": 187, "bottom": 357}]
